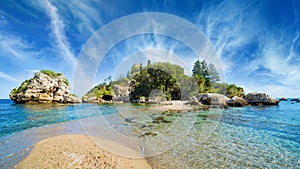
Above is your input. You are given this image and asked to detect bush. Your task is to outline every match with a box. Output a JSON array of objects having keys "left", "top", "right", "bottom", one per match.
[
  {"left": 12, "top": 78, "right": 32, "bottom": 94},
  {"left": 63, "top": 79, "right": 69, "bottom": 86},
  {"left": 40, "top": 70, "right": 62, "bottom": 78},
  {"left": 84, "top": 82, "right": 113, "bottom": 100}
]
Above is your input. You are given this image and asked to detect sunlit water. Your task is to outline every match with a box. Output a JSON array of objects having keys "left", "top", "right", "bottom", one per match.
[{"left": 0, "top": 99, "right": 299, "bottom": 168}]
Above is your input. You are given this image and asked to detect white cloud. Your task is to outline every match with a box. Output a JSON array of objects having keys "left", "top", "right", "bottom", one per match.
[
  {"left": 58, "top": 0, "right": 103, "bottom": 35},
  {"left": 0, "top": 71, "right": 18, "bottom": 81},
  {"left": 0, "top": 34, "right": 32, "bottom": 59},
  {"left": 0, "top": 14, "right": 7, "bottom": 25},
  {"left": 194, "top": 1, "right": 300, "bottom": 97},
  {"left": 41, "top": 0, "right": 76, "bottom": 65}
]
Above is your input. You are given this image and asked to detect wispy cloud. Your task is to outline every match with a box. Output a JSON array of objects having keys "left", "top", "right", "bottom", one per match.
[
  {"left": 0, "top": 14, "right": 7, "bottom": 25},
  {"left": 40, "top": 0, "right": 76, "bottom": 65},
  {"left": 55, "top": 0, "right": 103, "bottom": 36},
  {"left": 0, "top": 72, "right": 18, "bottom": 81},
  {"left": 194, "top": 0, "right": 300, "bottom": 97},
  {"left": 0, "top": 34, "right": 34, "bottom": 60}
]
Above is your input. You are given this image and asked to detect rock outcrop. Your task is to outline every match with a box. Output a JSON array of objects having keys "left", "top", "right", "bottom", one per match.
[
  {"left": 279, "top": 97, "right": 288, "bottom": 101},
  {"left": 113, "top": 85, "right": 130, "bottom": 97},
  {"left": 196, "top": 93, "right": 230, "bottom": 108},
  {"left": 9, "top": 70, "right": 81, "bottom": 104},
  {"left": 244, "top": 92, "right": 278, "bottom": 105},
  {"left": 112, "top": 85, "right": 130, "bottom": 103},
  {"left": 228, "top": 96, "right": 248, "bottom": 107}
]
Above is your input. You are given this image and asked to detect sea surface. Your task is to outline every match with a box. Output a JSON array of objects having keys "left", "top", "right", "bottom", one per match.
[{"left": 0, "top": 99, "right": 299, "bottom": 168}]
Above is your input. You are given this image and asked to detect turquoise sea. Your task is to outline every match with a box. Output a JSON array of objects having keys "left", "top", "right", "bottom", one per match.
[{"left": 0, "top": 99, "right": 299, "bottom": 168}]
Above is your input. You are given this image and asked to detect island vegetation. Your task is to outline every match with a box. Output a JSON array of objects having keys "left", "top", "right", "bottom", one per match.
[
  {"left": 83, "top": 60, "right": 245, "bottom": 103},
  {"left": 9, "top": 70, "right": 80, "bottom": 104},
  {"left": 10, "top": 60, "right": 279, "bottom": 106}
]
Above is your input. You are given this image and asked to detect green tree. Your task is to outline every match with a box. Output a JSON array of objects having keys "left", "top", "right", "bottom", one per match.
[
  {"left": 147, "top": 60, "right": 151, "bottom": 66},
  {"left": 208, "top": 63, "right": 220, "bottom": 83},
  {"left": 126, "top": 70, "right": 130, "bottom": 78},
  {"left": 139, "top": 63, "right": 143, "bottom": 71},
  {"left": 192, "top": 60, "right": 212, "bottom": 92},
  {"left": 192, "top": 60, "right": 202, "bottom": 77},
  {"left": 129, "top": 63, "right": 183, "bottom": 101},
  {"left": 226, "top": 84, "right": 244, "bottom": 98},
  {"left": 131, "top": 64, "right": 140, "bottom": 74}
]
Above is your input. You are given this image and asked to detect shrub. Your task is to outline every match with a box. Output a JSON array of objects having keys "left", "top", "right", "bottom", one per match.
[
  {"left": 12, "top": 78, "right": 32, "bottom": 94},
  {"left": 40, "top": 70, "right": 62, "bottom": 78},
  {"left": 63, "top": 79, "right": 69, "bottom": 86}
]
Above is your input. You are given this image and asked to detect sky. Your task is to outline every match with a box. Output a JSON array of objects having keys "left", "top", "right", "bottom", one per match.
[{"left": 0, "top": 0, "right": 300, "bottom": 98}]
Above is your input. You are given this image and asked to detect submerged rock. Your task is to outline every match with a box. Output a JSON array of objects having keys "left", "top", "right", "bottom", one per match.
[
  {"left": 9, "top": 70, "right": 81, "bottom": 104},
  {"left": 244, "top": 92, "right": 278, "bottom": 105},
  {"left": 152, "top": 116, "right": 172, "bottom": 123}
]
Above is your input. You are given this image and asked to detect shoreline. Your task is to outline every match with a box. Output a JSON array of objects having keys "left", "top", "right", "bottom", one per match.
[
  {"left": 0, "top": 101, "right": 298, "bottom": 168},
  {"left": 15, "top": 134, "right": 152, "bottom": 169}
]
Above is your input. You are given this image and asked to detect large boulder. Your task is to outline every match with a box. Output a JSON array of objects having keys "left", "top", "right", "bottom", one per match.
[
  {"left": 244, "top": 92, "right": 278, "bottom": 105},
  {"left": 64, "top": 95, "right": 82, "bottom": 103},
  {"left": 112, "top": 85, "right": 130, "bottom": 103},
  {"left": 113, "top": 96, "right": 130, "bottom": 103},
  {"left": 113, "top": 85, "right": 130, "bottom": 97},
  {"left": 228, "top": 96, "right": 248, "bottom": 107},
  {"left": 196, "top": 93, "right": 230, "bottom": 108},
  {"left": 82, "top": 96, "right": 100, "bottom": 103},
  {"left": 147, "top": 89, "right": 168, "bottom": 104},
  {"left": 9, "top": 70, "right": 81, "bottom": 104}
]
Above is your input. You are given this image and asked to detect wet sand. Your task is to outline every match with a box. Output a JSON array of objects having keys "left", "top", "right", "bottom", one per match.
[{"left": 15, "top": 134, "right": 152, "bottom": 169}]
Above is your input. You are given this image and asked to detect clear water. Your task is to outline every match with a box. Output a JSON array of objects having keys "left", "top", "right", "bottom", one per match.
[{"left": 0, "top": 99, "right": 299, "bottom": 168}]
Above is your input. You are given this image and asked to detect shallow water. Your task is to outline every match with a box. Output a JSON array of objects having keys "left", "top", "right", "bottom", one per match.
[{"left": 0, "top": 99, "right": 299, "bottom": 168}]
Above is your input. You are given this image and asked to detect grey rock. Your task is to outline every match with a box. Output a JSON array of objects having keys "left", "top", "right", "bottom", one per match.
[
  {"left": 244, "top": 92, "right": 278, "bottom": 105},
  {"left": 196, "top": 93, "right": 230, "bottom": 108},
  {"left": 64, "top": 95, "right": 82, "bottom": 103},
  {"left": 228, "top": 96, "right": 248, "bottom": 107},
  {"left": 113, "top": 85, "right": 130, "bottom": 97},
  {"left": 184, "top": 100, "right": 201, "bottom": 106},
  {"left": 82, "top": 96, "right": 100, "bottom": 103},
  {"left": 279, "top": 97, "right": 288, "bottom": 101},
  {"left": 113, "top": 95, "right": 130, "bottom": 103}
]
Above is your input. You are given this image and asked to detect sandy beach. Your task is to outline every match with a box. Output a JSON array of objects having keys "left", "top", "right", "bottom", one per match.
[
  {"left": 152, "top": 100, "right": 194, "bottom": 112},
  {"left": 15, "top": 134, "right": 152, "bottom": 169}
]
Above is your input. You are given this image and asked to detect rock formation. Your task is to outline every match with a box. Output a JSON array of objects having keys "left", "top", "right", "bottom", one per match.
[
  {"left": 9, "top": 70, "right": 81, "bottom": 104},
  {"left": 228, "top": 96, "right": 248, "bottom": 107},
  {"left": 244, "top": 92, "right": 278, "bottom": 105},
  {"left": 112, "top": 85, "right": 130, "bottom": 103},
  {"left": 196, "top": 93, "right": 230, "bottom": 108},
  {"left": 279, "top": 97, "right": 288, "bottom": 101}
]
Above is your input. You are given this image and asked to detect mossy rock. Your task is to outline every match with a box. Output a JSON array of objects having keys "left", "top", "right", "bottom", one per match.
[{"left": 40, "top": 70, "right": 62, "bottom": 78}]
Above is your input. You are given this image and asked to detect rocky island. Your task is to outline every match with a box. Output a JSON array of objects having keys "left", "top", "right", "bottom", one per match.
[
  {"left": 9, "top": 61, "right": 279, "bottom": 107},
  {"left": 81, "top": 60, "right": 279, "bottom": 108},
  {"left": 9, "top": 70, "right": 81, "bottom": 104}
]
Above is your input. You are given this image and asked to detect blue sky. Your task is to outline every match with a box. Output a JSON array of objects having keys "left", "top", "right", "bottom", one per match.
[{"left": 0, "top": 0, "right": 300, "bottom": 98}]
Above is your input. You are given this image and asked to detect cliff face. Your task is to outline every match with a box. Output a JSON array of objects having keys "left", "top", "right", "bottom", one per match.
[{"left": 9, "top": 71, "right": 81, "bottom": 104}]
